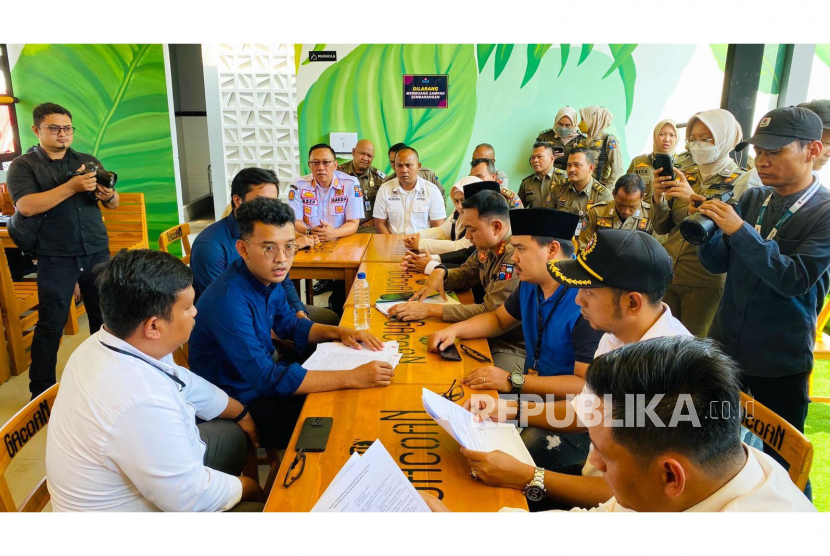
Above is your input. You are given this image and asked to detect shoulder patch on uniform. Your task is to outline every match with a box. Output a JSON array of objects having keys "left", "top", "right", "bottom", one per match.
[
  {"left": 608, "top": 139, "right": 617, "bottom": 150},
  {"left": 637, "top": 218, "right": 649, "bottom": 231},
  {"left": 288, "top": 189, "right": 295, "bottom": 200},
  {"left": 597, "top": 218, "right": 613, "bottom": 228},
  {"left": 377, "top": 169, "right": 386, "bottom": 179},
  {"left": 641, "top": 200, "right": 651, "bottom": 209}
]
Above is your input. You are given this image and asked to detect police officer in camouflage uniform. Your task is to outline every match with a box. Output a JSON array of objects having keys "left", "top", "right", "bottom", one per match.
[
  {"left": 338, "top": 139, "right": 386, "bottom": 234},
  {"left": 383, "top": 142, "right": 445, "bottom": 199},
  {"left": 572, "top": 106, "right": 625, "bottom": 187},
  {"left": 536, "top": 106, "right": 585, "bottom": 172},
  {"left": 389, "top": 190, "right": 525, "bottom": 373},
  {"left": 578, "top": 173, "right": 653, "bottom": 251},
  {"left": 652, "top": 109, "right": 747, "bottom": 336},
  {"left": 547, "top": 148, "right": 613, "bottom": 237},
  {"left": 519, "top": 142, "right": 567, "bottom": 208}
]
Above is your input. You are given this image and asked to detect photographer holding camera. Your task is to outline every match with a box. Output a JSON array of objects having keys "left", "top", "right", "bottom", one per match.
[
  {"left": 695, "top": 107, "right": 830, "bottom": 499},
  {"left": 6, "top": 102, "right": 120, "bottom": 398}
]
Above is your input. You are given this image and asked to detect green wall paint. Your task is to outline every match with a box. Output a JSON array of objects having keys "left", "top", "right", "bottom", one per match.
[{"left": 11, "top": 44, "right": 178, "bottom": 250}]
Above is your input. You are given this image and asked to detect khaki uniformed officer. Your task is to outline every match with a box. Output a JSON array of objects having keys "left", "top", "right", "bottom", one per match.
[
  {"left": 547, "top": 148, "right": 613, "bottom": 236},
  {"left": 536, "top": 106, "right": 586, "bottom": 172},
  {"left": 652, "top": 108, "right": 746, "bottom": 336},
  {"left": 519, "top": 141, "right": 567, "bottom": 208},
  {"left": 572, "top": 106, "right": 625, "bottom": 187},
  {"left": 384, "top": 142, "right": 446, "bottom": 199},
  {"left": 627, "top": 120, "right": 681, "bottom": 200},
  {"left": 578, "top": 173, "right": 653, "bottom": 250},
  {"left": 470, "top": 158, "right": 523, "bottom": 208},
  {"left": 471, "top": 142, "right": 510, "bottom": 188},
  {"left": 338, "top": 139, "right": 386, "bottom": 233},
  {"left": 389, "top": 189, "right": 525, "bottom": 373}
]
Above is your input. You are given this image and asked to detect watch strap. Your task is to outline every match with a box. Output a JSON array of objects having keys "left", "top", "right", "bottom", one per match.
[{"left": 232, "top": 405, "right": 249, "bottom": 422}]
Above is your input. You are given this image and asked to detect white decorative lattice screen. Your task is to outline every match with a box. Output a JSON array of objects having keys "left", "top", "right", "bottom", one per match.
[{"left": 216, "top": 43, "right": 300, "bottom": 194}]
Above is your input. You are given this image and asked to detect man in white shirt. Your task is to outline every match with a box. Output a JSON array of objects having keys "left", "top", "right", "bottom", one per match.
[
  {"left": 373, "top": 146, "right": 446, "bottom": 234},
  {"left": 422, "top": 336, "right": 815, "bottom": 512},
  {"left": 46, "top": 249, "right": 265, "bottom": 512},
  {"left": 458, "top": 229, "right": 687, "bottom": 510}
]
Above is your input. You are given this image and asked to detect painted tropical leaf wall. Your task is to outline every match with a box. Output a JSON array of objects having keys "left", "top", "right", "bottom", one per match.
[{"left": 10, "top": 44, "right": 178, "bottom": 249}]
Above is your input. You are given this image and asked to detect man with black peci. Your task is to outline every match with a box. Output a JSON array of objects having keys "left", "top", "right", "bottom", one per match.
[
  {"left": 6, "top": 102, "right": 120, "bottom": 398},
  {"left": 695, "top": 106, "right": 830, "bottom": 500}
]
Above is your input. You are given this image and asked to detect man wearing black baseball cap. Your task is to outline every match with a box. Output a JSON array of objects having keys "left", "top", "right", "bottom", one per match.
[
  {"left": 459, "top": 228, "right": 690, "bottom": 510},
  {"left": 696, "top": 106, "right": 829, "bottom": 500}
]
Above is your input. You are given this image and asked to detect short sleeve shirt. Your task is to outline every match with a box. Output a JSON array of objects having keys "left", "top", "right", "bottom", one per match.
[
  {"left": 372, "top": 176, "right": 446, "bottom": 234},
  {"left": 287, "top": 170, "right": 364, "bottom": 228}
]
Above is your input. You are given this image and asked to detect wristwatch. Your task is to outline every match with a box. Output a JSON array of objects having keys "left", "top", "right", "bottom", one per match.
[
  {"left": 523, "top": 467, "right": 547, "bottom": 502},
  {"left": 509, "top": 371, "right": 525, "bottom": 395}
]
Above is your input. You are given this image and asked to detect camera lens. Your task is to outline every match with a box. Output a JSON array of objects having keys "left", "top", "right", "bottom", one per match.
[{"left": 680, "top": 213, "right": 718, "bottom": 245}]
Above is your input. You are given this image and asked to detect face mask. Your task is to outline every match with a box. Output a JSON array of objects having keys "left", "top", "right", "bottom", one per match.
[
  {"left": 555, "top": 125, "right": 572, "bottom": 138},
  {"left": 578, "top": 120, "right": 589, "bottom": 133},
  {"left": 689, "top": 143, "right": 719, "bottom": 165}
]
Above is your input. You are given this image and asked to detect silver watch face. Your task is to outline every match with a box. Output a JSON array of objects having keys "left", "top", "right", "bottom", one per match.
[
  {"left": 511, "top": 372, "right": 525, "bottom": 387},
  {"left": 525, "top": 486, "right": 545, "bottom": 502}
]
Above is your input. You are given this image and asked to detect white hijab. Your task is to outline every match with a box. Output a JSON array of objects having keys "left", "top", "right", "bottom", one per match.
[
  {"left": 687, "top": 109, "right": 743, "bottom": 181},
  {"left": 580, "top": 106, "right": 614, "bottom": 139},
  {"left": 554, "top": 106, "right": 580, "bottom": 144}
]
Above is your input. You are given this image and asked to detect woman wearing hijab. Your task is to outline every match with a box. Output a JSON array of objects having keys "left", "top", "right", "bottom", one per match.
[
  {"left": 627, "top": 119, "right": 682, "bottom": 200},
  {"left": 536, "top": 106, "right": 585, "bottom": 171},
  {"left": 403, "top": 176, "right": 478, "bottom": 255},
  {"left": 651, "top": 108, "right": 747, "bottom": 337},
  {"left": 569, "top": 106, "right": 625, "bottom": 187}
]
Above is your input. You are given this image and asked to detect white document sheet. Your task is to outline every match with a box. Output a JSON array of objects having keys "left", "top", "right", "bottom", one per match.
[
  {"left": 302, "top": 341, "right": 402, "bottom": 371},
  {"left": 374, "top": 294, "right": 461, "bottom": 317},
  {"left": 311, "top": 439, "right": 430, "bottom": 513},
  {"left": 421, "top": 388, "right": 535, "bottom": 466}
]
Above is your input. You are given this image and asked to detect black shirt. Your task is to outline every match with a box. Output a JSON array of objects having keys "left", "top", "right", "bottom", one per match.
[
  {"left": 699, "top": 177, "right": 830, "bottom": 377},
  {"left": 6, "top": 146, "right": 110, "bottom": 256}
]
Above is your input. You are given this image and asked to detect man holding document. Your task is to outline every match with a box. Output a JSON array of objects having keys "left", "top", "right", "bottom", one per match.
[{"left": 190, "top": 197, "right": 394, "bottom": 449}]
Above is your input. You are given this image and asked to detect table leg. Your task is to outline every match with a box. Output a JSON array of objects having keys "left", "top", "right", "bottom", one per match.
[
  {"left": 343, "top": 268, "right": 357, "bottom": 303},
  {"left": 305, "top": 279, "right": 314, "bottom": 305}
]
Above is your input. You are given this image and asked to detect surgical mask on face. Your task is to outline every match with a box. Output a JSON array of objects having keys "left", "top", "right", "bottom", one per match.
[
  {"left": 555, "top": 125, "right": 572, "bottom": 138},
  {"left": 689, "top": 143, "right": 719, "bottom": 165}
]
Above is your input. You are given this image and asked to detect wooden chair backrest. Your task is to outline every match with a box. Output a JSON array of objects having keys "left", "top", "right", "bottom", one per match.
[
  {"left": 1, "top": 190, "right": 15, "bottom": 216},
  {"left": 818, "top": 300, "right": 830, "bottom": 333},
  {"left": 102, "top": 192, "right": 149, "bottom": 249},
  {"left": 0, "top": 384, "right": 59, "bottom": 512},
  {"left": 158, "top": 223, "right": 192, "bottom": 265},
  {"left": 0, "top": 239, "right": 37, "bottom": 376},
  {"left": 740, "top": 391, "right": 813, "bottom": 491}
]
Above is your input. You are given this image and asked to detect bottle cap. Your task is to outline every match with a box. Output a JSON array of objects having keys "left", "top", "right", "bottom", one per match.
[{"left": 358, "top": 272, "right": 366, "bottom": 279}]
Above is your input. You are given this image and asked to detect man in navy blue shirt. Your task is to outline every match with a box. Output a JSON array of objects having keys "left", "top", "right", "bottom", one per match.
[
  {"left": 696, "top": 107, "right": 830, "bottom": 497},
  {"left": 189, "top": 197, "right": 393, "bottom": 448},
  {"left": 190, "top": 167, "right": 338, "bottom": 326},
  {"left": 428, "top": 208, "right": 602, "bottom": 472}
]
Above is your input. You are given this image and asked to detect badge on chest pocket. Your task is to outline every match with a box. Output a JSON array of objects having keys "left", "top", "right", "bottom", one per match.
[{"left": 330, "top": 203, "right": 345, "bottom": 216}]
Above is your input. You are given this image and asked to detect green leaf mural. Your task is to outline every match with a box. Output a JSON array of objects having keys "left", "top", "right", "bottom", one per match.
[
  {"left": 758, "top": 44, "right": 787, "bottom": 95},
  {"left": 817, "top": 44, "right": 830, "bottom": 70},
  {"left": 521, "top": 44, "right": 552, "bottom": 88},
  {"left": 578, "top": 44, "right": 594, "bottom": 66},
  {"left": 558, "top": 44, "right": 570, "bottom": 77},
  {"left": 476, "top": 44, "right": 496, "bottom": 73},
  {"left": 294, "top": 44, "right": 304, "bottom": 74},
  {"left": 298, "top": 44, "right": 477, "bottom": 191},
  {"left": 494, "top": 45, "right": 514, "bottom": 80},
  {"left": 605, "top": 45, "right": 638, "bottom": 122},
  {"left": 11, "top": 44, "right": 178, "bottom": 250}
]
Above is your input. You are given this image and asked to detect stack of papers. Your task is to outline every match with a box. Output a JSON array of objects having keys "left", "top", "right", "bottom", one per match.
[
  {"left": 421, "top": 388, "right": 536, "bottom": 466},
  {"left": 374, "top": 293, "right": 461, "bottom": 317},
  {"left": 303, "top": 341, "right": 402, "bottom": 371},
  {"left": 311, "top": 439, "right": 431, "bottom": 512}
]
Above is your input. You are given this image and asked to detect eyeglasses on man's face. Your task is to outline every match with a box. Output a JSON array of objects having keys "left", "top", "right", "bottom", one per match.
[
  {"left": 309, "top": 160, "right": 336, "bottom": 168},
  {"left": 245, "top": 239, "right": 297, "bottom": 261},
  {"left": 41, "top": 125, "right": 75, "bottom": 136}
]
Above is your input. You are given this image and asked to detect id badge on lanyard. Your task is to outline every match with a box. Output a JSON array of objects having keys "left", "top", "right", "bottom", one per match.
[{"left": 755, "top": 181, "right": 821, "bottom": 240}]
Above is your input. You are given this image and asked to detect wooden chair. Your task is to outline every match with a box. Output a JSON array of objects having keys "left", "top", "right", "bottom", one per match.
[
  {"left": 1, "top": 190, "right": 15, "bottom": 216},
  {"left": 810, "top": 301, "right": 830, "bottom": 403},
  {"left": 0, "top": 384, "right": 59, "bottom": 512},
  {"left": 158, "top": 223, "right": 192, "bottom": 264},
  {"left": 243, "top": 445, "right": 282, "bottom": 497},
  {"left": 0, "top": 246, "right": 40, "bottom": 376},
  {"left": 102, "top": 192, "right": 149, "bottom": 251},
  {"left": 740, "top": 391, "right": 813, "bottom": 491}
]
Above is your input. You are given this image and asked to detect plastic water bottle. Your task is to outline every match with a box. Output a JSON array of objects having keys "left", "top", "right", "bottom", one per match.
[{"left": 354, "top": 272, "right": 371, "bottom": 330}]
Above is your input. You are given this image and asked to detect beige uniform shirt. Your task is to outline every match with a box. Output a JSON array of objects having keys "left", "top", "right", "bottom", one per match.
[
  {"left": 547, "top": 177, "right": 613, "bottom": 235},
  {"left": 518, "top": 167, "right": 567, "bottom": 208},
  {"left": 578, "top": 200, "right": 654, "bottom": 250},
  {"left": 338, "top": 161, "right": 386, "bottom": 223},
  {"left": 652, "top": 160, "right": 747, "bottom": 288},
  {"left": 442, "top": 236, "right": 524, "bottom": 356},
  {"left": 384, "top": 167, "right": 445, "bottom": 200},
  {"left": 570, "top": 133, "right": 624, "bottom": 187},
  {"left": 536, "top": 129, "right": 587, "bottom": 171}
]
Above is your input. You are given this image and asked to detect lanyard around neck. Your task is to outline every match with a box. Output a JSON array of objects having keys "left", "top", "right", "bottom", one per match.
[
  {"left": 755, "top": 180, "right": 821, "bottom": 240},
  {"left": 99, "top": 340, "right": 186, "bottom": 391},
  {"left": 531, "top": 285, "right": 568, "bottom": 371}
]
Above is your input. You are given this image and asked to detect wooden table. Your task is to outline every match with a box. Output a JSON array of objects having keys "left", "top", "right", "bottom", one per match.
[
  {"left": 264, "top": 384, "right": 528, "bottom": 512},
  {"left": 363, "top": 234, "right": 410, "bottom": 263},
  {"left": 340, "top": 289, "right": 490, "bottom": 385},
  {"left": 1, "top": 229, "right": 142, "bottom": 255},
  {"left": 343, "top": 262, "right": 433, "bottom": 307},
  {"left": 290, "top": 234, "right": 371, "bottom": 304}
]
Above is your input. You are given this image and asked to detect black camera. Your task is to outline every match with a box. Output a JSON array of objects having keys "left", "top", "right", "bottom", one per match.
[
  {"left": 679, "top": 190, "right": 735, "bottom": 245},
  {"left": 68, "top": 163, "right": 117, "bottom": 189}
]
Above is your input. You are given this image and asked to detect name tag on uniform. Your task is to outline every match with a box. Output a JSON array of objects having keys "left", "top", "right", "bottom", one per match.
[{"left": 388, "top": 197, "right": 402, "bottom": 212}]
